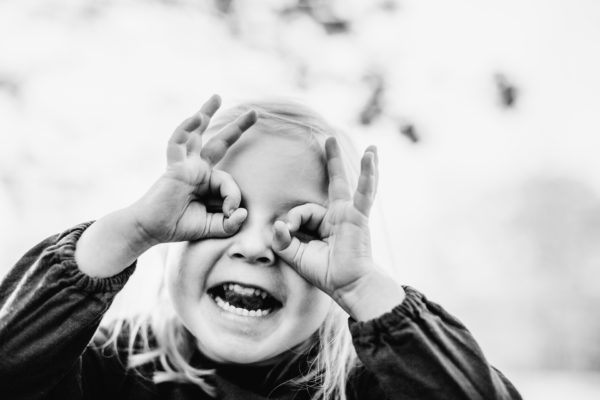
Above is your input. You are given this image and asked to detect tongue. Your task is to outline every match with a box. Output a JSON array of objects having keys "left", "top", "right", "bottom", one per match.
[{"left": 223, "top": 289, "right": 270, "bottom": 311}]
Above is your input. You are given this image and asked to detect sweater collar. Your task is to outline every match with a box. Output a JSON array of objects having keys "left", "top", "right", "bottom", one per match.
[{"left": 190, "top": 335, "right": 320, "bottom": 399}]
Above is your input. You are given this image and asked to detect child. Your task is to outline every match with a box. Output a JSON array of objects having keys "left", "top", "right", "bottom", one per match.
[{"left": 0, "top": 95, "right": 521, "bottom": 400}]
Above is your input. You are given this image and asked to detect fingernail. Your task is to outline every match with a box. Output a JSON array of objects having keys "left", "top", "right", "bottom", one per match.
[
  {"left": 275, "top": 226, "right": 285, "bottom": 238},
  {"left": 237, "top": 208, "right": 247, "bottom": 220}
]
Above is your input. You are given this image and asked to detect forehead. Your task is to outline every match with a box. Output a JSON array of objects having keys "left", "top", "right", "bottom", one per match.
[{"left": 216, "top": 127, "right": 328, "bottom": 207}]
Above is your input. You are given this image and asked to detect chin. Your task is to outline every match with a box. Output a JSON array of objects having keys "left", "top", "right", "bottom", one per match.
[{"left": 198, "top": 335, "right": 286, "bottom": 365}]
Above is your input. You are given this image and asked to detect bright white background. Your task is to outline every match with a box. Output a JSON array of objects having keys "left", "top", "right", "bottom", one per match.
[{"left": 2, "top": 0, "right": 600, "bottom": 397}]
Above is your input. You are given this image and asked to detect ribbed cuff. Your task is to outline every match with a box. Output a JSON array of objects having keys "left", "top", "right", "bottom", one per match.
[
  {"left": 347, "top": 286, "right": 422, "bottom": 338},
  {"left": 45, "top": 221, "right": 136, "bottom": 294},
  {"left": 348, "top": 286, "right": 468, "bottom": 343}
]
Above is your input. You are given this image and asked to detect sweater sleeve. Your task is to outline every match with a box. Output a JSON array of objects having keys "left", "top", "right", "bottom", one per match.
[
  {"left": 348, "top": 286, "right": 522, "bottom": 400},
  {"left": 0, "top": 222, "right": 136, "bottom": 400}
]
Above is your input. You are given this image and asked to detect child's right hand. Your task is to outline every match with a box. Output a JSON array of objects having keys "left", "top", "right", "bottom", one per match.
[
  {"left": 76, "top": 95, "right": 256, "bottom": 278},
  {"left": 130, "top": 95, "right": 256, "bottom": 245}
]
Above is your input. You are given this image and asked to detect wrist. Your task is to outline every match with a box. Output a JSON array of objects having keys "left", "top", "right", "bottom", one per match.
[
  {"left": 333, "top": 270, "right": 405, "bottom": 321},
  {"left": 76, "top": 208, "right": 154, "bottom": 278},
  {"left": 126, "top": 204, "right": 163, "bottom": 248}
]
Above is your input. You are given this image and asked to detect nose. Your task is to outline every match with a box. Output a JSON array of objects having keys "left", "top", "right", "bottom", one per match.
[{"left": 227, "top": 218, "right": 275, "bottom": 266}]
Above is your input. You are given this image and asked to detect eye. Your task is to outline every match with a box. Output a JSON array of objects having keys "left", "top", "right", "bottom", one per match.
[
  {"left": 204, "top": 198, "right": 224, "bottom": 214},
  {"left": 293, "top": 228, "right": 320, "bottom": 243}
]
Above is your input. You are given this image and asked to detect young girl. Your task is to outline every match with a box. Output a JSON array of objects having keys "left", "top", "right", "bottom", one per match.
[{"left": 0, "top": 95, "right": 521, "bottom": 400}]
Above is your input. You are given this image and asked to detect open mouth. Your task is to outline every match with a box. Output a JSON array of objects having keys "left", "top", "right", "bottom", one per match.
[{"left": 207, "top": 282, "right": 283, "bottom": 317}]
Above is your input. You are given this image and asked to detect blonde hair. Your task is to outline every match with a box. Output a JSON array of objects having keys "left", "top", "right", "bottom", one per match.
[{"left": 102, "top": 99, "right": 361, "bottom": 400}]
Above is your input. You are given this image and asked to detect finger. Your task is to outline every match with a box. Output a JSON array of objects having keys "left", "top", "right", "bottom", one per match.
[
  {"left": 185, "top": 95, "right": 222, "bottom": 154},
  {"left": 207, "top": 169, "right": 242, "bottom": 217},
  {"left": 367, "top": 145, "right": 379, "bottom": 195},
  {"left": 272, "top": 220, "right": 293, "bottom": 251},
  {"left": 187, "top": 129, "right": 204, "bottom": 156},
  {"left": 197, "top": 94, "right": 222, "bottom": 131},
  {"left": 325, "top": 137, "right": 351, "bottom": 201},
  {"left": 207, "top": 207, "right": 248, "bottom": 238},
  {"left": 200, "top": 110, "right": 257, "bottom": 165},
  {"left": 285, "top": 203, "right": 326, "bottom": 233},
  {"left": 365, "top": 145, "right": 379, "bottom": 193},
  {"left": 353, "top": 149, "right": 377, "bottom": 216},
  {"left": 272, "top": 221, "right": 306, "bottom": 267},
  {"left": 176, "top": 116, "right": 203, "bottom": 139},
  {"left": 167, "top": 116, "right": 202, "bottom": 164}
]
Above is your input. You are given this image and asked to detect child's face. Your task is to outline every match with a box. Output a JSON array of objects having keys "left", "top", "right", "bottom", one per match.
[{"left": 166, "top": 125, "right": 333, "bottom": 365}]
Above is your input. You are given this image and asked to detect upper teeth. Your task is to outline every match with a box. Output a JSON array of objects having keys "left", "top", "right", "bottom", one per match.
[{"left": 226, "top": 283, "right": 269, "bottom": 299}]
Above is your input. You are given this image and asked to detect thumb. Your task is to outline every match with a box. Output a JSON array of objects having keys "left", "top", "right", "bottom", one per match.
[
  {"left": 272, "top": 220, "right": 305, "bottom": 268},
  {"left": 203, "top": 207, "right": 248, "bottom": 238}
]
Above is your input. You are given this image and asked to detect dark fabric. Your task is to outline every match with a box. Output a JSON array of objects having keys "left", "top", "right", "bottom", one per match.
[{"left": 0, "top": 223, "right": 522, "bottom": 400}]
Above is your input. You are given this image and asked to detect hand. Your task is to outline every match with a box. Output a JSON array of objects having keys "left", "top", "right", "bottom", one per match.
[
  {"left": 272, "top": 137, "right": 388, "bottom": 310},
  {"left": 131, "top": 94, "right": 256, "bottom": 245}
]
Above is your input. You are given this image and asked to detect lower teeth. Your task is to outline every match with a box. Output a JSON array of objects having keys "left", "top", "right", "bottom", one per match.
[{"left": 214, "top": 296, "right": 271, "bottom": 317}]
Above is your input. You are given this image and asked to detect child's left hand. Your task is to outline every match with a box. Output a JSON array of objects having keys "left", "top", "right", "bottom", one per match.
[{"left": 272, "top": 138, "right": 405, "bottom": 321}]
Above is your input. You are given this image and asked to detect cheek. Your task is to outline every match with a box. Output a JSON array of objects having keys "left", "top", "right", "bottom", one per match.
[
  {"left": 303, "top": 288, "right": 332, "bottom": 321},
  {"left": 289, "top": 274, "right": 333, "bottom": 326},
  {"left": 165, "top": 241, "right": 226, "bottom": 302}
]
